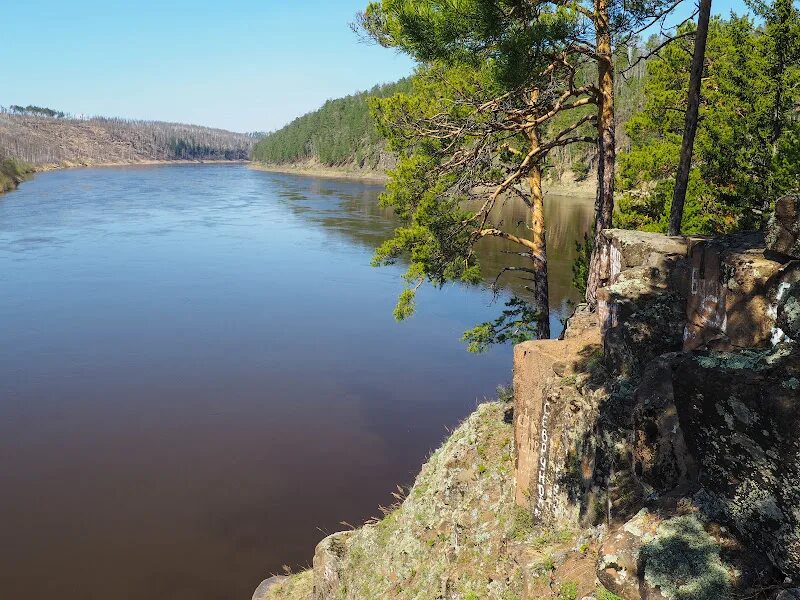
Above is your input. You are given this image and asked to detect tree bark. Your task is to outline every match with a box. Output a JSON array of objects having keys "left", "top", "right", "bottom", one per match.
[
  {"left": 669, "top": 0, "right": 712, "bottom": 236},
  {"left": 528, "top": 129, "right": 551, "bottom": 339},
  {"left": 586, "top": 0, "right": 616, "bottom": 307}
]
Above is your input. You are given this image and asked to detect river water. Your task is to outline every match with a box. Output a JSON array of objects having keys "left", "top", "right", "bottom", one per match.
[{"left": 0, "top": 164, "right": 592, "bottom": 600}]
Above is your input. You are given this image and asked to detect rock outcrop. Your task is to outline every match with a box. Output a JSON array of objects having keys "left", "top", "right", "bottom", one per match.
[
  {"left": 684, "top": 232, "right": 800, "bottom": 350},
  {"left": 597, "top": 230, "right": 690, "bottom": 378},
  {"left": 514, "top": 214, "right": 800, "bottom": 598},
  {"left": 767, "top": 194, "right": 800, "bottom": 259},
  {"left": 513, "top": 306, "right": 605, "bottom": 524},
  {"left": 598, "top": 501, "right": 774, "bottom": 600},
  {"left": 632, "top": 346, "right": 800, "bottom": 579}
]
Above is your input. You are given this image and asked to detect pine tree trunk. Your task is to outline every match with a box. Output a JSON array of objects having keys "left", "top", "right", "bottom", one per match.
[
  {"left": 669, "top": 0, "right": 712, "bottom": 236},
  {"left": 529, "top": 153, "right": 551, "bottom": 339},
  {"left": 586, "top": 0, "right": 616, "bottom": 307}
]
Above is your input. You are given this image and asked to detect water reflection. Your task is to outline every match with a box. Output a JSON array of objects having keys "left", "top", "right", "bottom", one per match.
[{"left": 262, "top": 172, "right": 594, "bottom": 334}]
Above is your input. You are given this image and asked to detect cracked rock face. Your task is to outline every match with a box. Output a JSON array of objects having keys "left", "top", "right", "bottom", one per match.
[
  {"left": 777, "top": 281, "right": 800, "bottom": 341},
  {"left": 766, "top": 194, "right": 800, "bottom": 259},
  {"left": 632, "top": 346, "right": 800, "bottom": 579}
]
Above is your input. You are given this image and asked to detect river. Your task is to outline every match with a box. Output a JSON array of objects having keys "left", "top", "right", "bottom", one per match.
[{"left": 0, "top": 164, "right": 592, "bottom": 600}]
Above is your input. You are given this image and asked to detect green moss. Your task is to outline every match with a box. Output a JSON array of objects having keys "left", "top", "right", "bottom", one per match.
[
  {"left": 510, "top": 506, "right": 534, "bottom": 540},
  {"left": 557, "top": 580, "right": 578, "bottom": 600},
  {"left": 641, "top": 515, "right": 732, "bottom": 600},
  {"left": 596, "top": 585, "right": 624, "bottom": 600}
]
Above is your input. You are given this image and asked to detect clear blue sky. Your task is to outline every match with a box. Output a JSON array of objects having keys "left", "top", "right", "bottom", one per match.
[
  {"left": 6, "top": 0, "right": 751, "bottom": 133},
  {"left": 4, "top": 0, "right": 414, "bottom": 132}
]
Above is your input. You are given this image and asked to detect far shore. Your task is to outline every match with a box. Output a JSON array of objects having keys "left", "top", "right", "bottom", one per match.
[
  {"left": 249, "top": 161, "right": 388, "bottom": 184},
  {"left": 249, "top": 161, "right": 596, "bottom": 197},
  {"left": 33, "top": 158, "right": 249, "bottom": 173}
]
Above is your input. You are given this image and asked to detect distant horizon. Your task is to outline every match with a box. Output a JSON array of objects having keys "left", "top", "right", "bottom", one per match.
[
  {"left": 0, "top": 80, "right": 403, "bottom": 134},
  {"left": 5, "top": 0, "right": 414, "bottom": 132}
]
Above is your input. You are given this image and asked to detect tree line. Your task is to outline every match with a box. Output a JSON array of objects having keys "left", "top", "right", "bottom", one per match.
[
  {"left": 356, "top": 0, "right": 799, "bottom": 349},
  {"left": 4, "top": 105, "right": 68, "bottom": 118}
]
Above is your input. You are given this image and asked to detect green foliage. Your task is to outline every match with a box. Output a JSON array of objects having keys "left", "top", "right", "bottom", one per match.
[
  {"left": 358, "top": 0, "right": 601, "bottom": 349},
  {"left": 571, "top": 233, "right": 593, "bottom": 297},
  {"left": 462, "top": 297, "right": 543, "bottom": 353},
  {"left": 251, "top": 80, "right": 409, "bottom": 167},
  {"left": 7, "top": 104, "right": 67, "bottom": 118},
  {"left": 510, "top": 506, "right": 534, "bottom": 541},
  {"left": 557, "top": 580, "right": 579, "bottom": 600},
  {"left": 617, "top": 7, "right": 800, "bottom": 234},
  {"left": 0, "top": 158, "right": 33, "bottom": 192},
  {"left": 359, "top": 0, "right": 580, "bottom": 88},
  {"left": 369, "top": 65, "right": 516, "bottom": 338},
  {"left": 596, "top": 586, "right": 624, "bottom": 600}
]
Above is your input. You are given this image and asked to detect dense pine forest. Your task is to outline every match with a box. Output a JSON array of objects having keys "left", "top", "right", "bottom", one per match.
[
  {"left": 0, "top": 108, "right": 257, "bottom": 166},
  {"left": 252, "top": 61, "right": 649, "bottom": 183},
  {"left": 251, "top": 81, "right": 410, "bottom": 169}
]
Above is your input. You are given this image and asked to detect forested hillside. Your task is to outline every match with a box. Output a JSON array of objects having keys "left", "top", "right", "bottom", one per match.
[
  {"left": 0, "top": 109, "right": 257, "bottom": 167},
  {"left": 251, "top": 80, "right": 410, "bottom": 170},
  {"left": 252, "top": 67, "right": 649, "bottom": 183}
]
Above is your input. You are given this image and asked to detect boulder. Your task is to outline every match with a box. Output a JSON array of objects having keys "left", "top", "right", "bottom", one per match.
[
  {"left": 597, "top": 230, "right": 690, "bottom": 378},
  {"left": 251, "top": 576, "right": 287, "bottom": 600},
  {"left": 599, "top": 277, "right": 686, "bottom": 379},
  {"left": 766, "top": 194, "right": 800, "bottom": 259},
  {"left": 312, "top": 530, "right": 354, "bottom": 600}
]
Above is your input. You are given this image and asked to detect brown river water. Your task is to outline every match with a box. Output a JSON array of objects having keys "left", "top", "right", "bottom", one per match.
[{"left": 0, "top": 164, "right": 592, "bottom": 600}]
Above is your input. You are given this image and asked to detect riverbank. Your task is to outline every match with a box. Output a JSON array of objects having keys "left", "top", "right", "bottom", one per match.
[
  {"left": 0, "top": 158, "right": 249, "bottom": 196},
  {"left": 250, "top": 161, "right": 597, "bottom": 196},
  {"left": 250, "top": 161, "right": 387, "bottom": 183},
  {"left": 257, "top": 398, "right": 607, "bottom": 600},
  {"left": 33, "top": 158, "right": 249, "bottom": 172},
  {"left": 0, "top": 159, "right": 34, "bottom": 193}
]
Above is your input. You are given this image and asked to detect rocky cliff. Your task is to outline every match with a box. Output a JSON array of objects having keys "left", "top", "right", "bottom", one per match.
[
  {"left": 255, "top": 194, "right": 800, "bottom": 600},
  {"left": 515, "top": 194, "right": 800, "bottom": 599}
]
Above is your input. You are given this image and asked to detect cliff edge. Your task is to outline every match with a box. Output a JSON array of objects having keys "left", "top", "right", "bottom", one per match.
[{"left": 255, "top": 194, "right": 800, "bottom": 600}]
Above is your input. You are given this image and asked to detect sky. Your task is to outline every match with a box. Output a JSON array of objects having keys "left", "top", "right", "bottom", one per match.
[
  {"left": 4, "top": 0, "right": 415, "bottom": 132},
  {"left": 5, "top": 0, "right": 752, "bottom": 133}
]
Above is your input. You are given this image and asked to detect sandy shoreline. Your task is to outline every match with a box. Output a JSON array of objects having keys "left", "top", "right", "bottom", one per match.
[{"left": 249, "top": 161, "right": 388, "bottom": 183}]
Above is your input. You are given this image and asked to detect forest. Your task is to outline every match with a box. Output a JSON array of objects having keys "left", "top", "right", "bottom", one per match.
[{"left": 251, "top": 80, "right": 411, "bottom": 168}]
